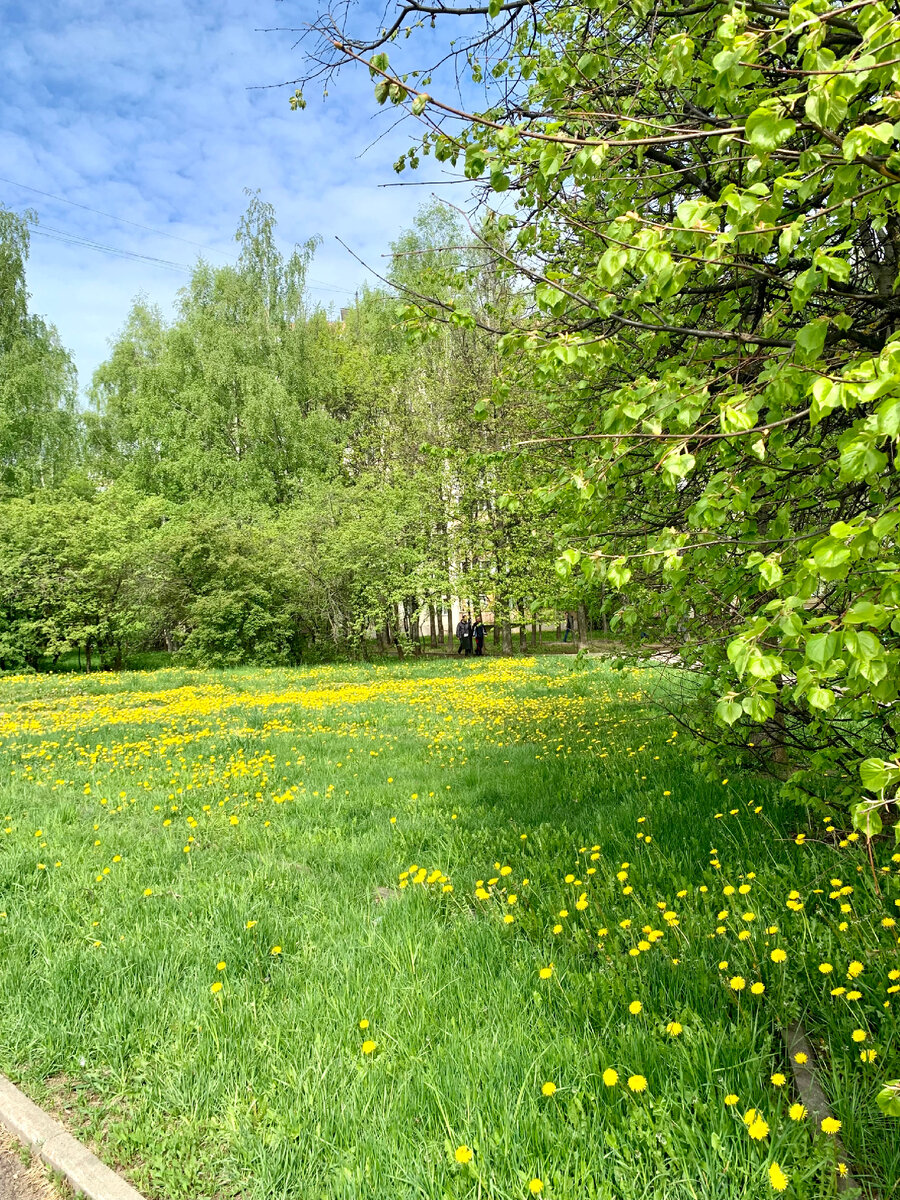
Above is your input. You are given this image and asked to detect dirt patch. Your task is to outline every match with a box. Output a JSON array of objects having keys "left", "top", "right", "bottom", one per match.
[{"left": 0, "top": 1131, "right": 63, "bottom": 1200}]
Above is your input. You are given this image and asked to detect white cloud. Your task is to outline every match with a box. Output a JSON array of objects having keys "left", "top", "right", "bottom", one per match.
[{"left": 1, "top": 0, "right": 468, "bottom": 392}]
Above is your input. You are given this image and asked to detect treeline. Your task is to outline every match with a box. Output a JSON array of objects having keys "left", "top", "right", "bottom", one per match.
[{"left": 0, "top": 198, "right": 593, "bottom": 670}]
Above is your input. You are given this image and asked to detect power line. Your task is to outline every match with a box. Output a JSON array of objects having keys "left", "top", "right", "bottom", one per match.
[
  {"left": 27, "top": 222, "right": 193, "bottom": 273},
  {"left": 0, "top": 174, "right": 235, "bottom": 259},
  {"left": 2, "top": 176, "right": 360, "bottom": 294}
]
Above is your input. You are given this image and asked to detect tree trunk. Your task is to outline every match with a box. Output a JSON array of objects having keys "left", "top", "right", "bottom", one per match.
[
  {"left": 519, "top": 601, "right": 527, "bottom": 650},
  {"left": 601, "top": 581, "right": 609, "bottom": 634},
  {"left": 501, "top": 602, "right": 513, "bottom": 655},
  {"left": 429, "top": 603, "right": 438, "bottom": 648},
  {"left": 531, "top": 619, "right": 538, "bottom": 649},
  {"left": 576, "top": 603, "right": 589, "bottom": 651},
  {"left": 446, "top": 606, "right": 454, "bottom": 646}
]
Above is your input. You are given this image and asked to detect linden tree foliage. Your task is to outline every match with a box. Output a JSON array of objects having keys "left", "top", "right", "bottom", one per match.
[{"left": 296, "top": 0, "right": 900, "bottom": 807}]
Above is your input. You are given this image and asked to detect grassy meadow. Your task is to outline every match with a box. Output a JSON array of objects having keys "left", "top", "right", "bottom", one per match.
[{"left": 0, "top": 658, "right": 896, "bottom": 1200}]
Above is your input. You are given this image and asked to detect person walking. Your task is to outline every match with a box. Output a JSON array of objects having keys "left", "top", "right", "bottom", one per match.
[
  {"left": 456, "top": 614, "right": 472, "bottom": 656},
  {"left": 562, "top": 611, "right": 575, "bottom": 642},
  {"left": 473, "top": 615, "right": 485, "bottom": 656}
]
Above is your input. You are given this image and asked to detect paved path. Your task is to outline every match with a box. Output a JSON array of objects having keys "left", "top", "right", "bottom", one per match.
[{"left": 0, "top": 1134, "right": 56, "bottom": 1200}]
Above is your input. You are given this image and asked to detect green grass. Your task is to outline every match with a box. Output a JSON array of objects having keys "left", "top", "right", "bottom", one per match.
[{"left": 0, "top": 659, "right": 896, "bottom": 1200}]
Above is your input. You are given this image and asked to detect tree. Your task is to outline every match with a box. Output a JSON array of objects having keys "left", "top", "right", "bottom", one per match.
[
  {"left": 91, "top": 195, "right": 343, "bottom": 506},
  {"left": 295, "top": 0, "right": 900, "bottom": 810},
  {"left": 0, "top": 206, "right": 79, "bottom": 494}
]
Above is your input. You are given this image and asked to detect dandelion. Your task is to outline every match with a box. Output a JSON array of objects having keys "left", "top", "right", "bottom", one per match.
[
  {"left": 748, "top": 1116, "right": 769, "bottom": 1140},
  {"left": 529, "top": 1180, "right": 543, "bottom": 1195},
  {"left": 788, "top": 1103, "right": 807, "bottom": 1120},
  {"left": 455, "top": 1145, "right": 473, "bottom": 1164},
  {"left": 665, "top": 1021, "right": 683, "bottom": 1036},
  {"left": 771, "top": 1073, "right": 786, "bottom": 1086},
  {"left": 210, "top": 981, "right": 222, "bottom": 994},
  {"left": 724, "top": 1094, "right": 739, "bottom": 1106},
  {"left": 245, "top": 920, "right": 257, "bottom": 929},
  {"left": 837, "top": 1163, "right": 848, "bottom": 1178},
  {"left": 627, "top": 1075, "right": 648, "bottom": 1093},
  {"left": 860, "top": 1049, "right": 877, "bottom": 1063},
  {"left": 602, "top": 1068, "right": 618, "bottom": 1087},
  {"left": 359, "top": 1019, "right": 369, "bottom": 1030},
  {"left": 538, "top": 965, "right": 554, "bottom": 980},
  {"left": 751, "top": 982, "right": 765, "bottom": 995},
  {"left": 793, "top": 1052, "right": 807, "bottom": 1065},
  {"left": 819, "top": 962, "right": 833, "bottom": 974},
  {"left": 628, "top": 1000, "right": 642, "bottom": 1014},
  {"left": 541, "top": 1082, "right": 557, "bottom": 1096},
  {"left": 821, "top": 1117, "right": 841, "bottom": 1134},
  {"left": 851, "top": 1029, "right": 866, "bottom": 1042},
  {"left": 770, "top": 949, "right": 786, "bottom": 963},
  {"left": 270, "top": 945, "right": 282, "bottom": 956},
  {"left": 729, "top": 976, "right": 746, "bottom": 992},
  {"left": 768, "top": 1163, "right": 789, "bottom": 1192},
  {"left": 361, "top": 1040, "right": 377, "bottom": 1055}
]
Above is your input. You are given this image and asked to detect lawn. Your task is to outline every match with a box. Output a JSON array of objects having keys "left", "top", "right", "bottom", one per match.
[{"left": 0, "top": 659, "right": 896, "bottom": 1200}]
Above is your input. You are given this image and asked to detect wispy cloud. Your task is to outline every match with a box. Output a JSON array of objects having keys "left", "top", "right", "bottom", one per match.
[{"left": 0, "top": 0, "right": 466, "bottom": 390}]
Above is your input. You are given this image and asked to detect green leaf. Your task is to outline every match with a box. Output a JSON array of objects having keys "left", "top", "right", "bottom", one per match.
[
  {"left": 876, "top": 1082, "right": 900, "bottom": 1119},
  {"left": 840, "top": 437, "right": 888, "bottom": 480},
  {"left": 577, "top": 52, "right": 602, "bottom": 79},
  {"left": 859, "top": 757, "right": 893, "bottom": 791},
  {"left": 716, "top": 698, "right": 743, "bottom": 726},
  {"left": 808, "top": 685, "right": 835, "bottom": 710},
  {"left": 795, "top": 318, "right": 828, "bottom": 362},
  {"left": 851, "top": 800, "right": 883, "bottom": 837},
  {"left": 745, "top": 108, "right": 796, "bottom": 151}
]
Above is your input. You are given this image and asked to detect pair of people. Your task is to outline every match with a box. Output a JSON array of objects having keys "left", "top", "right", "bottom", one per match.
[{"left": 456, "top": 614, "right": 485, "bottom": 656}]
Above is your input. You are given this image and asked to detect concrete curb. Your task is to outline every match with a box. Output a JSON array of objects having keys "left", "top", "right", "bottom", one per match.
[
  {"left": 0, "top": 1075, "right": 147, "bottom": 1200},
  {"left": 782, "top": 1023, "right": 868, "bottom": 1197}
]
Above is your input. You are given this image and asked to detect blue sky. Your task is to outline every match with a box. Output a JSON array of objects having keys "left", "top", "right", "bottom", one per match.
[{"left": 0, "top": 0, "right": 467, "bottom": 391}]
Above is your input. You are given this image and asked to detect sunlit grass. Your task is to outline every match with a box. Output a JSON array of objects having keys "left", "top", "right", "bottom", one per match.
[{"left": 0, "top": 659, "right": 896, "bottom": 1199}]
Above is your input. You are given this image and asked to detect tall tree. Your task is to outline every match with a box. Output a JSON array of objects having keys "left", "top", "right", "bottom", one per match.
[
  {"left": 0, "top": 206, "right": 79, "bottom": 494},
  {"left": 296, "top": 0, "right": 900, "bottom": 812}
]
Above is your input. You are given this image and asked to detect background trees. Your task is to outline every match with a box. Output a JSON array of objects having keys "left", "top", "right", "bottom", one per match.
[{"left": 0, "top": 196, "right": 568, "bottom": 671}]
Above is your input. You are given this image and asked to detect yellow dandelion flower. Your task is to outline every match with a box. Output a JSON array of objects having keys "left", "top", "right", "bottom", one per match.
[
  {"left": 768, "top": 1163, "right": 789, "bottom": 1192},
  {"left": 541, "top": 1081, "right": 557, "bottom": 1096},
  {"left": 788, "top": 1103, "right": 807, "bottom": 1120},
  {"left": 628, "top": 1000, "right": 642, "bottom": 1015},
  {"left": 748, "top": 1117, "right": 769, "bottom": 1140},
  {"left": 821, "top": 1117, "right": 841, "bottom": 1134},
  {"left": 602, "top": 1068, "right": 618, "bottom": 1087},
  {"left": 361, "top": 1039, "right": 377, "bottom": 1055},
  {"left": 724, "top": 1094, "right": 739, "bottom": 1106},
  {"left": 455, "top": 1145, "right": 473, "bottom": 1164}
]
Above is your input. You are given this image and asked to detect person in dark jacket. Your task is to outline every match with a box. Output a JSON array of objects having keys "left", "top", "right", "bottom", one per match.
[
  {"left": 563, "top": 611, "right": 575, "bottom": 642},
  {"left": 456, "top": 614, "right": 472, "bottom": 656},
  {"left": 472, "top": 615, "right": 485, "bottom": 656}
]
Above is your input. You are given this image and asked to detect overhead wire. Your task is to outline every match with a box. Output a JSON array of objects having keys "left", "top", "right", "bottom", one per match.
[{"left": 2, "top": 173, "right": 360, "bottom": 295}]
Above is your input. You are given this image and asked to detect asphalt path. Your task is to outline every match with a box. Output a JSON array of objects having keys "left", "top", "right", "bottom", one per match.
[{"left": 0, "top": 1134, "right": 55, "bottom": 1200}]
